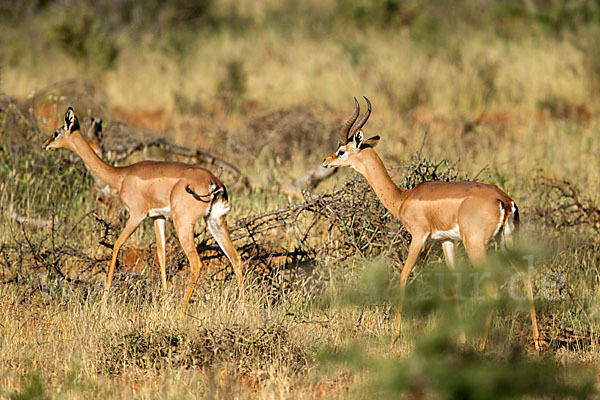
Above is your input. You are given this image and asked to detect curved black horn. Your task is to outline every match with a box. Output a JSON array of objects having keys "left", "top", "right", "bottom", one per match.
[
  {"left": 349, "top": 96, "right": 372, "bottom": 139},
  {"left": 339, "top": 97, "right": 360, "bottom": 143}
]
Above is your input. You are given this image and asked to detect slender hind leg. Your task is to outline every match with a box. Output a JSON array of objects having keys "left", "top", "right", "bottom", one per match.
[
  {"left": 522, "top": 272, "right": 541, "bottom": 351},
  {"left": 102, "top": 213, "right": 145, "bottom": 307},
  {"left": 173, "top": 214, "right": 203, "bottom": 316},
  {"left": 205, "top": 215, "right": 245, "bottom": 303},
  {"left": 154, "top": 217, "right": 168, "bottom": 292},
  {"left": 464, "top": 239, "right": 497, "bottom": 351},
  {"left": 505, "top": 213, "right": 541, "bottom": 351}
]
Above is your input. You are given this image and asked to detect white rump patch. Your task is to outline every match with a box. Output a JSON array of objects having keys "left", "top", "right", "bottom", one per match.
[
  {"left": 148, "top": 206, "right": 172, "bottom": 218},
  {"left": 205, "top": 217, "right": 234, "bottom": 265},
  {"left": 207, "top": 198, "right": 230, "bottom": 219},
  {"left": 431, "top": 225, "right": 461, "bottom": 241},
  {"left": 493, "top": 203, "right": 505, "bottom": 239},
  {"left": 503, "top": 201, "right": 516, "bottom": 239},
  {"left": 205, "top": 198, "right": 233, "bottom": 264}
]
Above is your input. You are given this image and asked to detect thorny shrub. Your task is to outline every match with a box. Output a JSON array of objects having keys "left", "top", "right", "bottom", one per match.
[{"left": 531, "top": 176, "right": 600, "bottom": 234}]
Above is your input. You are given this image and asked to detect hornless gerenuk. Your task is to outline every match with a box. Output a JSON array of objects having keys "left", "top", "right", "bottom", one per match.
[{"left": 43, "top": 107, "right": 244, "bottom": 315}]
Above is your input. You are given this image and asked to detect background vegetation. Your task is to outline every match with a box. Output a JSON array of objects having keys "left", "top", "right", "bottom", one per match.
[{"left": 1, "top": 0, "right": 599, "bottom": 398}]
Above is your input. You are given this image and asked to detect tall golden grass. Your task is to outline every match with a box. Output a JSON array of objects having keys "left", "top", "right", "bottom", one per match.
[{"left": 1, "top": 1, "right": 599, "bottom": 398}]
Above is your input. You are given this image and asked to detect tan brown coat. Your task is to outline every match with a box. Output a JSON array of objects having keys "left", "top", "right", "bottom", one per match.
[
  {"left": 43, "top": 107, "right": 244, "bottom": 314},
  {"left": 323, "top": 97, "right": 539, "bottom": 350}
]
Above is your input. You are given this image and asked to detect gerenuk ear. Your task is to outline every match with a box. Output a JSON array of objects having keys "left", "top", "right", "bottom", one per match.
[
  {"left": 64, "top": 107, "right": 80, "bottom": 133},
  {"left": 353, "top": 130, "right": 364, "bottom": 148},
  {"left": 360, "top": 135, "right": 380, "bottom": 149}
]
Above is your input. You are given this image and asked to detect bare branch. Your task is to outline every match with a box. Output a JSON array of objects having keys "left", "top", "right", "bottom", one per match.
[
  {"left": 533, "top": 176, "right": 600, "bottom": 233},
  {"left": 416, "top": 126, "right": 430, "bottom": 161},
  {"left": 7, "top": 211, "right": 55, "bottom": 228},
  {"left": 282, "top": 165, "right": 338, "bottom": 198}
]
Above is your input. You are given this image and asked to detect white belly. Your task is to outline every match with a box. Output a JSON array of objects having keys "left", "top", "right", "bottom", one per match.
[
  {"left": 431, "top": 225, "right": 461, "bottom": 241},
  {"left": 148, "top": 206, "right": 172, "bottom": 218}
]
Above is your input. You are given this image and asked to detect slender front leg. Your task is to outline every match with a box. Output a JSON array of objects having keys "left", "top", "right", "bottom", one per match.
[
  {"left": 102, "top": 213, "right": 145, "bottom": 307},
  {"left": 205, "top": 215, "right": 245, "bottom": 304},
  {"left": 393, "top": 235, "right": 426, "bottom": 341},
  {"left": 441, "top": 240, "right": 455, "bottom": 269},
  {"left": 154, "top": 217, "right": 168, "bottom": 291}
]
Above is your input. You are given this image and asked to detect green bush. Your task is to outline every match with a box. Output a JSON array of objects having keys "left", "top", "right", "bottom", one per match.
[
  {"left": 335, "top": 0, "right": 421, "bottom": 27},
  {"left": 319, "top": 255, "right": 597, "bottom": 398},
  {"left": 217, "top": 60, "right": 248, "bottom": 111},
  {"left": 7, "top": 372, "right": 50, "bottom": 400},
  {"left": 50, "top": 6, "right": 119, "bottom": 71}
]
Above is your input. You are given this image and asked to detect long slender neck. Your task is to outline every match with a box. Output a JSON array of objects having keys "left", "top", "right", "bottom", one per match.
[
  {"left": 66, "top": 131, "right": 121, "bottom": 190},
  {"left": 353, "top": 148, "right": 406, "bottom": 219}
]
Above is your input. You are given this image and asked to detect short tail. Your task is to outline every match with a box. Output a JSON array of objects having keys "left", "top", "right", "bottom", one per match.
[
  {"left": 185, "top": 184, "right": 226, "bottom": 203},
  {"left": 513, "top": 202, "right": 520, "bottom": 245}
]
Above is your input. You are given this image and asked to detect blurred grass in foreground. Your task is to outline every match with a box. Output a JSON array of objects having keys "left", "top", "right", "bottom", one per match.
[{"left": 319, "top": 255, "right": 597, "bottom": 398}]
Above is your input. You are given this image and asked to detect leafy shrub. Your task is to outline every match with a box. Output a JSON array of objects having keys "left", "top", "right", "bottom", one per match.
[
  {"left": 217, "top": 60, "right": 248, "bottom": 111},
  {"left": 6, "top": 372, "right": 51, "bottom": 400},
  {"left": 50, "top": 6, "right": 119, "bottom": 71},
  {"left": 335, "top": 0, "right": 421, "bottom": 27}
]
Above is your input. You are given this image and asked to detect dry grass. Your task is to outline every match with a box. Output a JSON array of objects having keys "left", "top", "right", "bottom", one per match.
[{"left": 1, "top": 3, "right": 600, "bottom": 397}]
